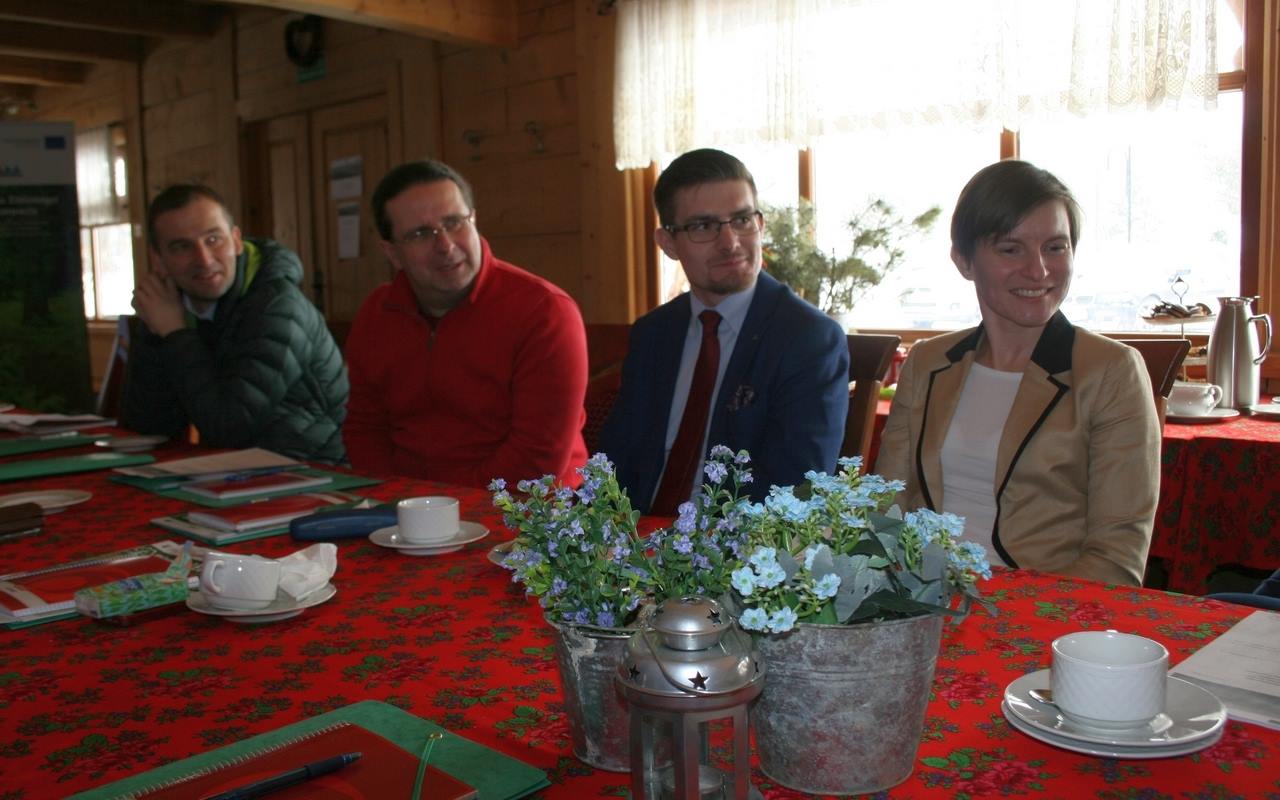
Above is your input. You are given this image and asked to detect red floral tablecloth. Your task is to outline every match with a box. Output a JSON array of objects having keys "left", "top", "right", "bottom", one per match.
[
  {"left": 0, "top": 452, "right": 1277, "bottom": 799},
  {"left": 1155, "top": 406, "right": 1280, "bottom": 594}
]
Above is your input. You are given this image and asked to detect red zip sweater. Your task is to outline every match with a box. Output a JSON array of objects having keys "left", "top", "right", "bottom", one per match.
[{"left": 343, "top": 238, "right": 588, "bottom": 488}]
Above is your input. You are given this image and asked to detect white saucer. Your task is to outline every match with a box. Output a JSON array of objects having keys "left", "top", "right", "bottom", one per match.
[
  {"left": 186, "top": 583, "right": 337, "bottom": 623},
  {"left": 1003, "top": 701, "right": 1223, "bottom": 759},
  {"left": 1004, "top": 669, "right": 1226, "bottom": 749},
  {"left": 488, "top": 539, "right": 518, "bottom": 567},
  {"left": 1167, "top": 408, "right": 1240, "bottom": 424},
  {"left": 0, "top": 489, "right": 92, "bottom": 514},
  {"left": 0, "top": 403, "right": 13, "bottom": 413},
  {"left": 1247, "top": 403, "right": 1280, "bottom": 420},
  {"left": 369, "top": 521, "right": 489, "bottom": 556},
  {"left": 94, "top": 435, "right": 168, "bottom": 453}
]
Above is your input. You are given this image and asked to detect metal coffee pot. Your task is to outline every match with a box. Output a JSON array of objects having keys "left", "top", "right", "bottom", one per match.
[{"left": 1206, "top": 296, "right": 1272, "bottom": 409}]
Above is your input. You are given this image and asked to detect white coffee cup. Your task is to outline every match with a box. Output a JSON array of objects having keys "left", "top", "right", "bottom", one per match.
[
  {"left": 1050, "top": 630, "right": 1168, "bottom": 729},
  {"left": 396, "top": 496, "right": 460, "bottom": 544},
  {"left": 1168, "top": 381, "right": 1222, "bottom": 417},
  {"left": 199, "top": 552, "right": 281, "bottom": 611}
]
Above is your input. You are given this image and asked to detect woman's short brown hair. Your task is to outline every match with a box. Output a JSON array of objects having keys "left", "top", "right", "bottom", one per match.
[{"left": 950, "top": 160, "right": 1082, "bottom": 263}]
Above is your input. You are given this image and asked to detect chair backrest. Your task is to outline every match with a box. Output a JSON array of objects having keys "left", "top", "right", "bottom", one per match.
[
  {"left": 581, "top": 324, "right": 632, "bottom": 455},
  {"left": 842, "top": 333, "right": 902, "bottom": 469},
  {"left": 95, "top": 315, "right": 138, "bottom": 418},
  {"left": 1114, "top": 338, "right": 1191, "bottom": 424}
]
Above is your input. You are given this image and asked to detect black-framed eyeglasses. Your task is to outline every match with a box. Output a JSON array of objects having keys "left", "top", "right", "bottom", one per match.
[
  {"left": 664, "top": 211, "right": 763, "bottom": 243},
  {"left": 395, "top": 212, "right": 475, "bottom": 247}
]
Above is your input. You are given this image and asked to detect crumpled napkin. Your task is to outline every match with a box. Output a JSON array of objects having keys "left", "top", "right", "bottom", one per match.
[{"left": 277, "top": 543, "right": 337, "bottom": 600}]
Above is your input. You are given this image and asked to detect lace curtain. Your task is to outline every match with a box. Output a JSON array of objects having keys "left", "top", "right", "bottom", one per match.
[
  {"left": 75, "top": 126, "right": 121, "bottom": 226},
  {"left": 613, "top": 0, "right": 1220, "bottom": 169}
]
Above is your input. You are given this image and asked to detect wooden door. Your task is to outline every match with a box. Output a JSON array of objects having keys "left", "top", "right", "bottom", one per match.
[
  {"left": 241, "top": 113, "right": 317, "bottom": 299},
  {"left": 310, "top": 95, "right": 392, "bottom": 321}
]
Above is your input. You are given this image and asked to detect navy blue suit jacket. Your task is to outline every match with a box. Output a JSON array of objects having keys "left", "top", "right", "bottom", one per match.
[{"left": 600, "top": 271, "right": 850, "bottom": 511}]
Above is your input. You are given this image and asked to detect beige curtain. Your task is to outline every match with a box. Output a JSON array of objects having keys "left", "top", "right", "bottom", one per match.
[
  {"left": 613, "top": 0, "right": 1220, "bottom": 169},
  {"left": 75, "top": 127, "right": 121, "bottom": 226}
]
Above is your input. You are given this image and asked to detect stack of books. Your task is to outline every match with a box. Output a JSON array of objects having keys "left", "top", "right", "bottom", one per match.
[{"left": 153, "top": 492, "right": 359, "bottom": 545}]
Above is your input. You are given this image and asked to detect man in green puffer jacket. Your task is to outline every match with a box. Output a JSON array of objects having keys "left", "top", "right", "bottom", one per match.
[{"left": 121, "top": 184, "right": 348, "bottom": 462}]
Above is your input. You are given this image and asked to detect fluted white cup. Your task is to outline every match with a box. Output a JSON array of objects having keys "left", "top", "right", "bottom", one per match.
[
  {"left": 1050, "top": 630, "right": 1168, "bottom": 730},
  {"left": 396, "top": 496, "right": 460, "bottom": 543}
]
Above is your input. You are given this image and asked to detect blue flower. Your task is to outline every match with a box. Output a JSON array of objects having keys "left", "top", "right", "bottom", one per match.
[
  {"left": 733, "top": 450, "right": 751, "bottom": 465},
  {"left": 673, "top": 535, "right": 694, "bottom": 555},
  {"left": 674, "top": 502, "right": 697, "bottom": 534},
  {"left": 488, "top": 478, "right": 507, "bottom": 492},
  {"left": 755, "top": 561, "right": 786, "bottom": 590},
  {"left": 739, "top": 607, "right": 769, "bottom": 631},
  {"left": 837, "top": 455, "right": 863, "bottom": 472},
  {"left": 748, "top": 547, "right": 778, "bottom": 570},
  {"left": 704, "top": 460, "right": 728, "bottom": 485},
  {"left": 570, "top": 609, "right": 590, "bottom": 625},
  {"left": 691, "top": 553, "right": 711, "bottom": 571},
  {"left": 802, "top": 545, "right": 820, "bottom": 571},
  {"left": 731, "top": 567, "right": 757, "bottom": 596},
  {"left": 767, "top": 607, "right": 798, "bottom": 633},
  {"left": 596, "top": 609, "right": 616, "bottom": 628},
  {"left": 813, "top": 573, "right": 841, "bottom": 599}
]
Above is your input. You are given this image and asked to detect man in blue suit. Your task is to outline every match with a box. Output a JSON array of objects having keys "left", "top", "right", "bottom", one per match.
[{"left": 600, "top": 149, "right": 850, "bottom": 514}]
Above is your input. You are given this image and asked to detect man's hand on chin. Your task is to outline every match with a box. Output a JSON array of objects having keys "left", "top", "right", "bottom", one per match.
[{"left": 132, "top": 272, "right": 186, "bottom": 338}]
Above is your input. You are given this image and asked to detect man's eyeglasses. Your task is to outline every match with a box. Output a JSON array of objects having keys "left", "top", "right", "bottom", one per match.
[
  {"left": 395, "top": 212, "right": 475, "bottom": 247},
  {"left": 664, "top": 211, "right": 763, "bottom": 243}
]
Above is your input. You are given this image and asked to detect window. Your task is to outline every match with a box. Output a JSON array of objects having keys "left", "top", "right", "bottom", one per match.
[
  {"left": 640, "top": 0, "right": 1249, "bottom": 334},
  {"left": 76, "top": 124, "right": 135, "bottom": 319}
]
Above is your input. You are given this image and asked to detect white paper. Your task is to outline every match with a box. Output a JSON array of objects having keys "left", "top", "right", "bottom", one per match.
[
  {"left": 1170, "top": 611, "right": 1280, "bottom": 730},
  {"left": 337, "top": 201, "right": 360, "bottom": 259},
  {"left": 329, "top": 155, "right": 362, "bottom": 200}
]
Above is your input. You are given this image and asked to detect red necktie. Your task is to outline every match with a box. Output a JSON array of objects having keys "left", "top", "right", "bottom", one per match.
[{"left": 650, "top": 310, "right": 722, "bottom": 516}]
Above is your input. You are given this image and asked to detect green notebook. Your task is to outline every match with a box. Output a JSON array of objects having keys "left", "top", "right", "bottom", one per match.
[
  {"left": 111, "top": 468, "right": 381, "bottom": 507},
  {"left": 0, "top": 452, "right": 155, "bottom": 482},
  {"left": 0, "top": 434, "right": 105, "bottom": 458},
  {"left": 71, "top": 700, "right": 550, "bottom": 800}
]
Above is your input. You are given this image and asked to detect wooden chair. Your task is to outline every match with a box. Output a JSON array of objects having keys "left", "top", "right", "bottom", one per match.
[
  {"left": 582, "top": 324, "right": 631, "bottom": 455},
  {"left": 1115, "top": 339, "right": 1191, "bottom": 425},
  {"left": 842, "top": 333, "right": 902, "bottom": 470},
  {"left": 95, "top": 315, "right": 138, "bottom": 418}
]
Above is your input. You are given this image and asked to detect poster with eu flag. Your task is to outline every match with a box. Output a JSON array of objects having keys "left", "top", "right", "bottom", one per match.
[{"left": 0, "top": 122, "right": 93, "bottom": 412}]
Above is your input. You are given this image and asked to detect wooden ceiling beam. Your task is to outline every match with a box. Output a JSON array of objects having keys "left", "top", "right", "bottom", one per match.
[
  {"left": 0, "top": 54, "right": 87, "bottom": 86},
  {"left": 0, "top": 21, "right": 144, "bottom": 63},
  {"left": 0, "top": 0, "right": 219, "bottom": 39},
  {"left": 217, "top": 0, "right": 518, "bottom": 49}
]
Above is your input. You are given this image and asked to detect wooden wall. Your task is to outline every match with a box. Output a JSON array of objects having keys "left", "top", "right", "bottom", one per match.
[{"left": 17, "top": 0, "right": 636, "bottom": 326}]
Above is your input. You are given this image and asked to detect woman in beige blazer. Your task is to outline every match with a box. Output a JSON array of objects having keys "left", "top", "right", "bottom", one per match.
[{"left": 877, "top": 161, "right": 1160, "bottom": 587}]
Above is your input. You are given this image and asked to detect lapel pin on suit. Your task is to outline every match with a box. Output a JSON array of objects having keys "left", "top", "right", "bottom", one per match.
[{"left": 728, "top": 384, "right": 756, "bottom": 412}]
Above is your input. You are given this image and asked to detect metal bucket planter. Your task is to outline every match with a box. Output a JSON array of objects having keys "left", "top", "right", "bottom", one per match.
[
  {"left": 751, "top": 614, "right": 944, "bottom": 795},
  {"left": 548, "top": 617, "right": 632, "bottom": 771}
]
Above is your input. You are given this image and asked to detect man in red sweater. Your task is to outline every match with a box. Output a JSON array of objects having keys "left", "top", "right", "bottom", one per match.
[{"left": 343, "top": 160, "right": 588, "bottom": 488}]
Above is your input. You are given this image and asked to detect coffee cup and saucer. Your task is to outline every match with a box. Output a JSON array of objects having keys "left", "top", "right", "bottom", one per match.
[
  {"left": 1002, "top": 631, "right": 1226, "bottom": 758},
  {"left": 369, "top": 496, "right": 488, "bottom": 556},
  {"left": 187, "top": 552, "right": 337, "bottom": 623},
  {"left": 1166, "top": 381, "right": 1239, "bottom": 424}
]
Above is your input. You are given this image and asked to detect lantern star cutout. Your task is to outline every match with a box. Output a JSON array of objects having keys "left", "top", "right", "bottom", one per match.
[
  {"left": 706, "top": 609, "right": 722, "bottom": 625},
  {"left": 628, "top": 665, "right": 641, "bottom": 680},
  {"left": 689, "top": 671, "right": 709, "bottom": 690}
]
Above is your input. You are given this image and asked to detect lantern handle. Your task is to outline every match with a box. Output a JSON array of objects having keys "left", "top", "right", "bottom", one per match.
[{"left": 640, "top": 628, "right": 718, "bottom": 696}]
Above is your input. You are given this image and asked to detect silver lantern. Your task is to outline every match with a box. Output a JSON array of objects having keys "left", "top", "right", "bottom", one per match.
[{"left": 615, "top": 596, "right": 764, "bottom": 800}]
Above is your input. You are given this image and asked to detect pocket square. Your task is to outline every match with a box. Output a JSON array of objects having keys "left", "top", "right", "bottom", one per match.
[{"left": 727, "top": 384, "right": 756, "bottom": 412}]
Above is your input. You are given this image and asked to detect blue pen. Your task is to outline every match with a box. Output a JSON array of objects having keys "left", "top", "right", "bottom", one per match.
[{"left": 202, "top": 751, "right": 362, "bottom": 800}]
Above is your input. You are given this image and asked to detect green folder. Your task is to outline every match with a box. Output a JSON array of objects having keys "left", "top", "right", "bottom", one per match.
[
  {"left": 0, "top": 452, "right": 155, "bottom": 482},
  {"left": 111, "top": 468, "right": 381, "bottom": 507},
  {"left": 0, "top": 434, "right": 105, "bottom": 458},
  {"left": 71, "top": 700, "right": 550, "bottom": 800}
]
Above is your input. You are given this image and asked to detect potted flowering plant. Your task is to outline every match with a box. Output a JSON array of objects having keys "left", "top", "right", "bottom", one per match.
[
  {"left": 704, "top": 454, "right": 993, "bottom": 796},
  {"left": 490, "top": 453, "right": 653, "bottom": 771}
]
